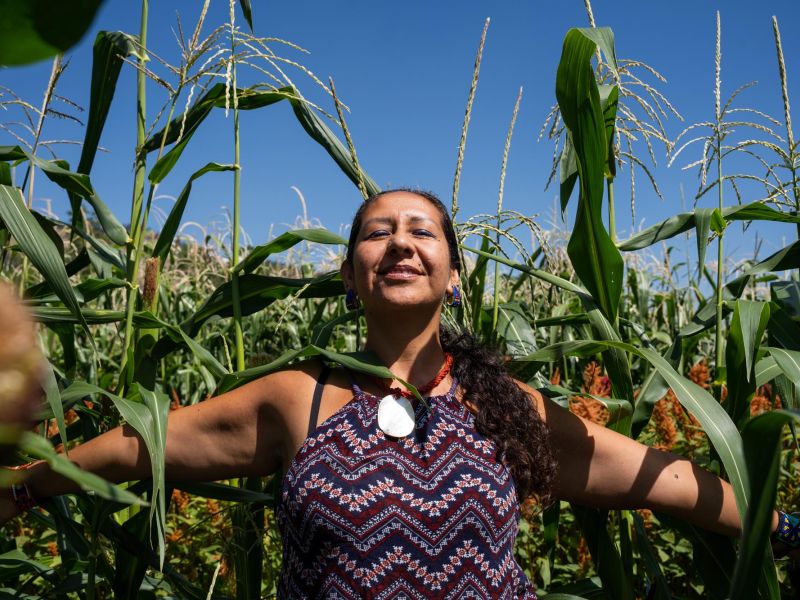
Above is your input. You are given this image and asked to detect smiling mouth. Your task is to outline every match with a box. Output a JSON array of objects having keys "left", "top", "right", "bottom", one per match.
[{"left": 379, "top": 265, "right": 423, "bottom": 278}]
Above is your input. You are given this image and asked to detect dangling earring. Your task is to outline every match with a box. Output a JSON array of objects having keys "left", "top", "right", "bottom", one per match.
[
  {"left": 445, "top": 285, "right": 461, "bottom": 308},
  {"left": 345, "top": 288, "right": 360, "bottom": 310}
]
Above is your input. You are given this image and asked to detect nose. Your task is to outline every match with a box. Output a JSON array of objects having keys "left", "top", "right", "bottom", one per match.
[{"left": 388, "top": 230, "right": 413, "bottom": 255}]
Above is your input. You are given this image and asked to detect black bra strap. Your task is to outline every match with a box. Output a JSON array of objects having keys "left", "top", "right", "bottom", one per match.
[{"left": 307, "top": 365, "right": 330, "bottom": 437}]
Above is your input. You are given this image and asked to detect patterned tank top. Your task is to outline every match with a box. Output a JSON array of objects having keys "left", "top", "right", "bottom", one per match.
[{"left": 275, "top": 368, "right": 537, "bottom": 599}]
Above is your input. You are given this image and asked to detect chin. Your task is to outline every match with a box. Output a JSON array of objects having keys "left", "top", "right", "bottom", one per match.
[{"left": 367, "top": 292, "right": 441, "bottom": 312}]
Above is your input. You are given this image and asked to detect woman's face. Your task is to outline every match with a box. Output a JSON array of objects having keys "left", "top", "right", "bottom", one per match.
[{"left": 342, "top": 191, "right": 459, "bottom": 312}]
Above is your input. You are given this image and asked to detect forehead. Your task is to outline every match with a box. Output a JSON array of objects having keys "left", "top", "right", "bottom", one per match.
[{"left": 360, "top": 192, "right": 442, "bottom": 224}]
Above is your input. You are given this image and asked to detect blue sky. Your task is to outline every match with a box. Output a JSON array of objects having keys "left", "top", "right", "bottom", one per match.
[{"left": 3, "top": 0, "right": 800, "bottom": 265}]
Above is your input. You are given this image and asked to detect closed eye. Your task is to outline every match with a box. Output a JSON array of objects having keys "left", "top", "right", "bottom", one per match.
[
  {"left": 413, "top": 229, "right": 435, "bottom": 238},
  {"left": 364, "top": 229, "right": 389, "bottom": 239}
]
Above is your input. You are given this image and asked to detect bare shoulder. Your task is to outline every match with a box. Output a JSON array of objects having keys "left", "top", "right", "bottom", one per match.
[
  {"left": 244, "top": 357, "right": 353, "bottom": 423},
  {"left": 512, "top": 378, "right": 547, "bottom": 415},
  {"left": 245, "top": 357, "right": 327, "bottom": 410}
]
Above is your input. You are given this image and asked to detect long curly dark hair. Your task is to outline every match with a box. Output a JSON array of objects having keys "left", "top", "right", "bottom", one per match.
[{"left": 346, "top": 188, "right": 556, "bottom": 503}]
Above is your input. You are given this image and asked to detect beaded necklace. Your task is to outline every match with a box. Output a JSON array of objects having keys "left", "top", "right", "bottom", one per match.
[{"left": 373, "top": 353, "right": 453, "bottom": 438}]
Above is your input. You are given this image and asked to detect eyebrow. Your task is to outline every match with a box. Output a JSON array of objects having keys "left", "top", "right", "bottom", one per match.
[{"left": 362, "top": 215, "right": 437, "bottom": 227}]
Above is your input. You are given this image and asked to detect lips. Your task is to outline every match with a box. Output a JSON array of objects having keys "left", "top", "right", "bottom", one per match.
[{"left": 379, "top": 264, "right": 423, "bottom": 277}]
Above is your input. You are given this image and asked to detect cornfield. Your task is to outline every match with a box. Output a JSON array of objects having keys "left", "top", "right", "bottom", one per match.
[{"left": 1, "top": 1, "right": 800, "bottom": 598}]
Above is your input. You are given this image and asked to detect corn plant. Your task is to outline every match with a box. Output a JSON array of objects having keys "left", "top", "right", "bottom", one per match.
[{"left": 4, "top": 3, "right": 800, "bottom": 599}]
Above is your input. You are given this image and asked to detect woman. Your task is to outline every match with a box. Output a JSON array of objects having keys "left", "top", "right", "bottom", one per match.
[{"left": 0, "top": 189, "right": 791, "bottom": 596}]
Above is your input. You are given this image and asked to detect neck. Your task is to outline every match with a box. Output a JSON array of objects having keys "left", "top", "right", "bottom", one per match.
[{"left": 363, "top": 305, "right": 446, "bottom": 385}]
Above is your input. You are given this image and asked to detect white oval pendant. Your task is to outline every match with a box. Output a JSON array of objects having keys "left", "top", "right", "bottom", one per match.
[{"left": 377, "top": 394, "right": 416, "bottom": 438}]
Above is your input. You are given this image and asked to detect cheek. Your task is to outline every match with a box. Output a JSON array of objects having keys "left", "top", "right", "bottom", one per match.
[{"left": 352, "top": 255, "right": 375, "bottom": 287}]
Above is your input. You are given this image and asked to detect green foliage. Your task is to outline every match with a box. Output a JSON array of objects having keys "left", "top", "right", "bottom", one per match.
[
  {"left": 556, "top": 28, "right": 623, "bottom": 322},
  {"left": 0, "top": 0, "right": 106, "bottom": 66},
  {"left": 2, "top": 3, "right": 800, "bottom": 599}
]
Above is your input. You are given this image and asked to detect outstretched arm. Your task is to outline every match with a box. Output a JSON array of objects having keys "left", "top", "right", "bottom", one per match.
[
  {"left": 1, "top": 368, "right": 308, "bottom": 522},
  {"left": 528, "top": 384, "right": 776, "bottom": 537}
]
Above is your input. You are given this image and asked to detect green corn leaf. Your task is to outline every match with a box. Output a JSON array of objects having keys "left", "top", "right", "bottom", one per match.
[
  {"left": 133, "top": 311, "right": 228, "bottom": 380},
  {"left": 755, "top": 356, "right": 782, "bottom": 387},
  {"left": 520, "top": 339, "right": 750, "bottom": 516},
  {"left": 618, "top": 211, "right": 697, "bottom": 251},
  {"left": 0, "top": 185, "right": 91, "bottom": 338},
  {"left": 495, "top": 302, "right": 538, "bottom": 357},
  {"left": 463, "top": 244, "right": 634, "bottom": 431},
  {"left": 541, "top": 501, "right": 560, "bottom": 585},
  {"left": 571, "top": 505, "right": 633, "bottom": 600},
  {"left": 232, "top": 228, "right": 347, "bottom": 274},
  {"left": 468, "top": 237, "right": 492, "bottom": 333},
  {"left": 774, "top": 373, "right": 799, "bottom": 410},
  {"left": 0, "top": 0, "right": 105, "bottom": 66},
  {"left": 91, "top": 507, "right": 207, "bottom": 600},
  {"left": 28, "top": 277, "right": 126, "bottom": 304},
  {"left": 709, "top": 208, "right": 727, "bottom": 233},
  {"left": 144, "top": 83, "right": 228, "bottom": 148},
  {"left": 232, "top": 477, "right": 264, "bottom": 599},
  {"left": 735, "top": 301, "right": 771, "bottom": 377},
  {"left": 76, "top": 277, "right": 126, "bottom": 302},
  {"left": 79, "top": 31, "right": 140, "bottom": 175},
  {"left": 17, "top": 432, "right": 146, "bottom": 506},
  {"left": 582, "top": 298, "right": 634, "bottom": 435},
  {"left": 172, "top": 481, "right": 273, "bottom": 503},
  {"left": 41, "top": 361, "right": 68, "bottom": 454},
  {"left": 218, "top": 346, "right": 312, "bottom": 392},
  {"left": 25, "top": 243, "right": 90, "bottom": 290},
  {"left": 559, "top": 133, "right": 578, "bottom": 213},
  {"left": 725, "top": 301, "right": 771, "bottom": 426},
  {"left": 727, "top": 202, "right": 800, "bottom": 224},
  {"left": 36, "top": 156, "right": 127, "bottom": 245},
  {"left": 112, "top": 508, "right": 158, "bottom": 600},
  {"left": 770, "top": 281, "right": 800, "bottom": 326},
  {"left": 217, "top": 345, "right": 419, "bottom": 398},
  {"left": 129, "top": 385, "right": 170, "bottom": 569},
  {"left": 181, "top": 271, "right": 343, "bottom": 336},
  {"left": 556, "top": 28, "right": 623, "bottom": 321},
  {"left": 618, "top": 202, "right": 800, "bottom": 251},
  {"left": 146, "top": 87, "right": 235, "bottom": 183},
  {"left": 767, "top": 309, "right": 800, "bottom": 402},
  {"left": 657, "top": 513, "right": 735, "bottom": 600},
  {"left": 57, "top": 381, "right": 170, "bottom": 568},
  {"left": 632, "top": 512, "right": 671, "bottom": 600},
  {"left": 0, "top": 145, "right": 26, "bottom": 161},
  {"left": 30, "top": 210, "right": 64, "bottom": 258},
  {"left": 729, "top": 410, "right": 800, "bottom": 599},
  {"left": 68, "top": 30, "right": 139, "bottom": 233},
  {"left": 745, "top": 240, "right": 800, "bottom": 275},
  {"left": 0, "top": 147, "right": 128, "bottom": 244},
  {"left": 144, "top": 84, "right": 380, "bottom": 195},
  {"left": 599, "top": 84, "right": 619, "bottom": 180},
  {"left": 287, "top": 88, "right": 381, "bottom": 197},
  {"left": 532, "top": 313, "right": 589, "bottom": 327},
  {"left": 694, "top": 208, "right": 715, "bottom": 279},
  {"left": 576, "top": 26, "right": 619, "bottom": 74},
  {"left": 0, "top": 163, "right": 10, "bottom": 186},
  {"left": 55, "top": 216, "right": 125, "bottom": 269},
  {"left": 152, "top": 163, "right": 237, "bottom": 264},
  {"left": 767, "top": 347, "right": 800, "bottom": 385},
  {"left": 311, "top": 310, "right": 358, "bottom": 348},
  {"left": 29, "top": 306, "right": 125, "bottom": 324},
  {"left": 39, "top": 496, "right": 91, "bottom": 563},
  {"left": 0, "top": 549, "right": 51, "bottom": 580},
  {"left": 238, "top": 0, "right": 253, "bottom": 30}
]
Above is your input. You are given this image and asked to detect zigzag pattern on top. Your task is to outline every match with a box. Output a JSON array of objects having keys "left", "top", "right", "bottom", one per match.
[{"left": 276, "top": 381, "right": 538, "bottom": 599}]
